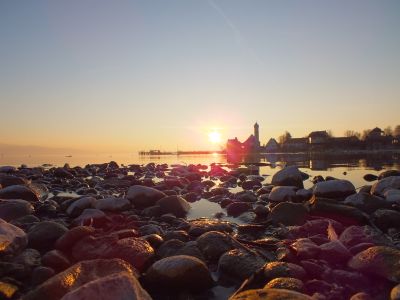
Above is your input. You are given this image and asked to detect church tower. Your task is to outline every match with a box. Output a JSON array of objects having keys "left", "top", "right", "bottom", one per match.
[{"left": 254, "top": 122, "right": 260, "bottom": 145}]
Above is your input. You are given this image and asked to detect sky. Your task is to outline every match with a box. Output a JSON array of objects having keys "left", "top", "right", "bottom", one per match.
[{"left": 0, "top": 0, "right": 399, "bottom": 153}]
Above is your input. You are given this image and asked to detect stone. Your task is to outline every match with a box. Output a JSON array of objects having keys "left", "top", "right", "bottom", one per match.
[
  {"left": 309, "top": 197, "right": 368, "bottom": 225},
  {"left": 290, "top": 238, "right": 320, "bottom": 259},
  {"left": 242, "top": 180, "right": 262, "bottom": 190},
  {"left": 139, "top": 224, "right": 164, "bottom": 236},
  {"left": 319, "top": 241, "right": 352, "bottom": 264},
  {"left": 31, "top": 266, "right": 55, "bottom": 286},
  {"left": 66, "top": 197, "right": 97, "bottom": 217},
  {"left": 28, "top": 221, "right": 68, "bottom": 252},
  {"left": 379, "top": 170, "right": 400, "bottom": 180},
  {"left": 267, "top": 202, "right": 309, "bottom": 226},
  {"left": 230, "top": 288, "right": 312, "bottom": 300},
  {"left": 22, "top": 259, "right": 137, "bottom": 300},
  {"left": 263, "top": 262, "right": 307, "bottom": 281},
  {"left": 235, "top": 191, "right": 258, "bottom": 202},
  {"left": 145, "top": 255, "right": 213, "bottom": 291},
  {"left": 0, "top": 166, "right": 16, "bottom": 173},
  {"left": 196, "top": 231, "right": 234, "bottom": 261},
  {"left": 156, "top": 195, "right": 191, "bottom": 217},
  {"left": 348, "top": 246, "right": 400, "bottom": 282},
  {"left": 60, "top": 272, "right": 152, "bottom": 300},
  {"left": 126, "top": 185, "right": 166, "bottom": 208},
  {"left": 313, "top": 180, "right": 356, "bottom": 198},
  {"left": 264, "top": 277, "right": 304, "bottom": 292},
  {"left": 177, "top": 241, "right": 205, "bottom": 261},
  {"left": 73, "top": 208, "right": 106, "bottom": 226},
  {"left": 372, "top": 209, "right": 400, "bottom": 231},
  {"left": 0, "top": 175, "right": 26, "bottom": 187},
  {"left": 271, "top": 166, "right": 305, "bottom": 189},
  {"left": 0, "top": 199, "right": 34, "bottom": 222},
  {"left": 339, "top": 225, "right": 391, "bottom": 248},
  {"left": 391, "top": 283, "right": 400, "bottom": 300},
  {"left": 156, "top": 239, "right": 185, "bottom": 258},
  {"left": 55, "top": 226, "right": 95, "bottom": 252},
  {"left": 218, "top": 249, "right": 266, "bottom": 280},
  {"left": 54, "top": 167, "right": 74, "bottom": 178},
  {"left": 42, "top": 249, "right": 71, "bottom": 272},
  {"left": 268, "top": 186, "right": 297, "bottom": 202},
  {"left": 350, "top": 292, "right": 373, "bottom": 300},
  {"left": 363, "top": 174, "right": 378, "bottom": 182},
  {"left": 0, "top": 218, "right": 27, "bottom": 255},
  {"left": 72, "top": 236, "right": 154, "bottom": 272},
  {"left": 95, "top": 197, "right": 131, "bottom": 212},
  {"left": 385, "top": 189, "right": 400, "bottom": 205},
  {"left": 226, "top": 202, "right": 252, "bottom": 217},
  {"left": 188, "top": 219, "right": 233, "bottom": 237},
  {"left": 13, "top": 248, "right": 41, "bottom": 269},
  {"left": 371, "top": 176, "right": 400, "bottom": 196},
  {"left": 163, "top": 230, "right": 189, "bottom": 242},
  {"left": 0, "top": 281, "right": 18, "bottom": 299},
  {"left": 343, "top": 192, "right": 391, "bottom": 214},
  {"left": 296, "top": 189, "right": 313, "bottom": 201},
  {"left": 0, "top": 185, "right": 39, "bottom": 202}
]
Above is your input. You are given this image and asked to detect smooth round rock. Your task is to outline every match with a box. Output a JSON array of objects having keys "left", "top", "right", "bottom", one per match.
[{"left": 145, "top": 255, "right": 213, "bottom": 291}]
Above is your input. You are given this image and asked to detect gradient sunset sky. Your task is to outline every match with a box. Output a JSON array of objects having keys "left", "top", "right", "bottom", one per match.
[{"left": 1, "top": 1, "right": 399, "bottom": 153}]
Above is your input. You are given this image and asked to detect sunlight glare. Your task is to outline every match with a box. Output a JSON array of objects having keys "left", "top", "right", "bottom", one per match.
[{"left": 208, "top": 131, "right": 221, "bottom": 144}]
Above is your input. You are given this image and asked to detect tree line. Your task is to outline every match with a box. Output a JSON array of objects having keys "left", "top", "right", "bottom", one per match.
[{"left": 278, "top": 125, "right": 400, "bottom": 145}]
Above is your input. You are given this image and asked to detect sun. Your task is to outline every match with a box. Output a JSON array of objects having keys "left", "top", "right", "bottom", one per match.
[{"left": 208, "top": 131, "right": 221, "bottom": 144}]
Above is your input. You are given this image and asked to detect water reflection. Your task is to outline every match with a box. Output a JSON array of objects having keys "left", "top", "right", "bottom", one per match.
[{"left": 227, "top": 152, "right": 400, "bottom": 172}]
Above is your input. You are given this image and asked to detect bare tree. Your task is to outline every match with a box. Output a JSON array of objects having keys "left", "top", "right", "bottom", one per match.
[
  {"left": 384, "top": 126, "right": 393, "bottom": 136},
  {"left": 361, "top": 129, "right": 371, "bottom": 140},
  {"left": 278, "top": 131, "right": 292, "bottom": 144},
  {"left": 395, "top": 125, "right": 400, "bottom": 137},
  {"left": 344, "top": 130, "right": 361, "bottom": 139}
]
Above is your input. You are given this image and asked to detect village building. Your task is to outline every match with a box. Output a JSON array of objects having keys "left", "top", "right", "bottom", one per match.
[
  {"left": 226, "top": 124, "right": 399, "bottom": 154},
  {"left": 265, "top": 138, "right": 280, "bottom": 152}
]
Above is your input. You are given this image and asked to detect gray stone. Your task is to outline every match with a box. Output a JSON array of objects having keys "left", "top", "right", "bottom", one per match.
[
  {"left": 28, "top": 221, "right": 68, "bottom": 252},
  {"left": 0, "top": 185, "right": 39, "bottom": 202},
  {"left": 196, "top": 231, "right": 234, "bottom": 261},
  {"left": 22, "top": 259, "right": 138, "bottom": 300},
  {"left": 267, "top": 202, "right": 309, "bottom": 226},
  {"left": 73, "top": 208, "right": 106, "bottom": 226},
  {"left": 66, "top": 197, "right": 97, "bottom": 217},
  {"left": 371, "top": 176, "right": 400, "bottom": 196},
  {"left": 230, "top": 288, "right": 312, "bottom": 300},
  {"left": 348, "top": 246, "right": 400, "bottom": 282},
  {"left": 218, "top": 249, "right": 266, "bottom": 280},
  {"left": 156, "top": 195, "right": 190, "bottom": 217},
  {"left": 0, "top": 218, "right": 28, "bottom": 255},
  {"left": 55, "top": 226, "right": 95, "bottom": 252},
  {"left": 60, "top": 272, "right": 152, "bottom": 300},
  {"left": 145, "top": 255, "right": 213, "bottom": 291},
  {"left": 271, "top": 166, "right": 305, "bottom": 189},
  {"left": 268, "top": 186, "right": 297, "bottom": 202},
  {"left": 0, "top": 199, "right": 34, "bottom": 222},
  {"left": 313, "top": 179, "right": 356, "bottom": 198},
  {"left": 126, "top": 185, "right": 166, "bottom": 208},
  {"left": 95, "top": 197, "right": 130, "bottom": 212}
]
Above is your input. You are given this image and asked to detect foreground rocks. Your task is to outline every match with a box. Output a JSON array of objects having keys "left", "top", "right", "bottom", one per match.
[
  {"left": 0, "top": 162, "right": 400, "bottom": 300},
  {"left": 22, "top": 259, "right": 141, "bottom": 300}
]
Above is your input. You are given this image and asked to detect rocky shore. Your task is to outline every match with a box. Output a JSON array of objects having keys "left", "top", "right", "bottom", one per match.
[{"left": 1, "top": 162, "right": 400, "bottom": 299}]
